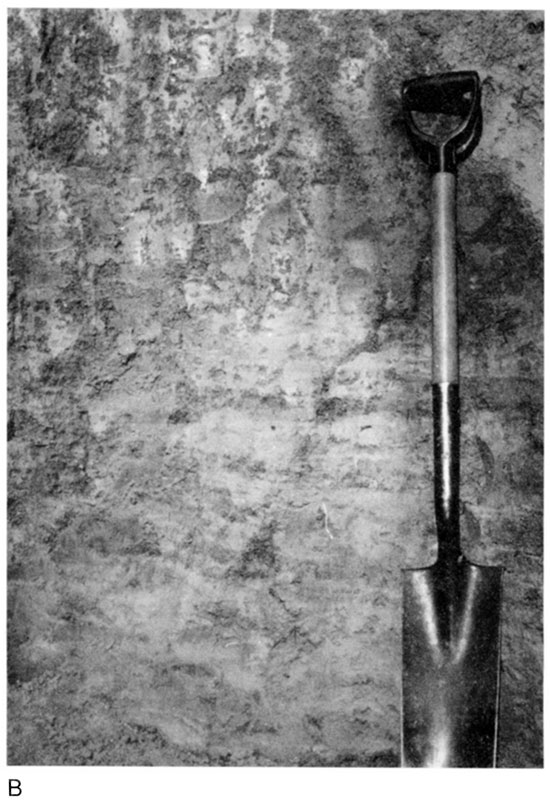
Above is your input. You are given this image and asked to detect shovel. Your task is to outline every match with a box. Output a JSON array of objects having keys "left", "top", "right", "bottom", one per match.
[{"left": 400, "top": 72, "right": 503, "bottom": 768}]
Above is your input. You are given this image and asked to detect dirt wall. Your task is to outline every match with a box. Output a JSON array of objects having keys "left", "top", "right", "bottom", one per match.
[{"left": 7, "top": 9, "right": 543, "bottom": 766}]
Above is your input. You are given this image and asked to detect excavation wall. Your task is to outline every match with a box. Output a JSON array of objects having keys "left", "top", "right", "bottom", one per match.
[{"left": 8, "top": 9, "right": 543, "bottom": 766}]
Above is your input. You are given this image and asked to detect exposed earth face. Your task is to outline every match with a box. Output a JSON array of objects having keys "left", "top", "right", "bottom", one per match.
[{"left": 7, "top": 9, "right": 543, "bottom": 767}]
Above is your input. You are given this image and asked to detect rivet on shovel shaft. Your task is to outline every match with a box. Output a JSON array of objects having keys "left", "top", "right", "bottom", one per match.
[{"left": 400, "top": 72, "right": 503, "bottom": 768}]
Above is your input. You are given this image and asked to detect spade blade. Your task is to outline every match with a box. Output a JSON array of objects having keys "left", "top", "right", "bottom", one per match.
[{"left": 402, "top": 560, "right": 502, "bottom": 768}]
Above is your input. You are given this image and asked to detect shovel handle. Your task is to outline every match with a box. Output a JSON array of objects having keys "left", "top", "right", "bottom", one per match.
[
  {"left": 402, "top": 71, "right": 482, "bottom": 172},
  {"left": 432, "top": 172, "right": 460, "bottom": 567},
  {"left": 402, "top": 72, "right": 483, "bottom": 566},
  {"left": 432, "top": 173, "right": 457, "bottom": 385},
  {"left": 432, "top": 172, "right": 460, "bottom": 564}
]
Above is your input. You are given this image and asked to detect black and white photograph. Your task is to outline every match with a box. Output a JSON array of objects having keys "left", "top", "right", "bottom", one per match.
[{"left": 5, "top": 4, "right": 544, "bottom": 786}]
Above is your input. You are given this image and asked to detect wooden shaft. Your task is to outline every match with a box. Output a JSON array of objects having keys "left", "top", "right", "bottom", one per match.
[
  {"left": 431, "top": 172, "right": 461, "bottom": 564},
  {"left": 432, "top": 173, "right": 457, "bottom": 385}
]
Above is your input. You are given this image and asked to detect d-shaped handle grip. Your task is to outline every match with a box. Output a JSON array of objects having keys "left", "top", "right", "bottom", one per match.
[{"left": 402, "top": 71, "right": 482, "bottom": 172}]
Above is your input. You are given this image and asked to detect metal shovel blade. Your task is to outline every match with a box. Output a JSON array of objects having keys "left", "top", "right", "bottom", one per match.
[{"left": 402, "top": 559, "right": 502, "bottom": 767}]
